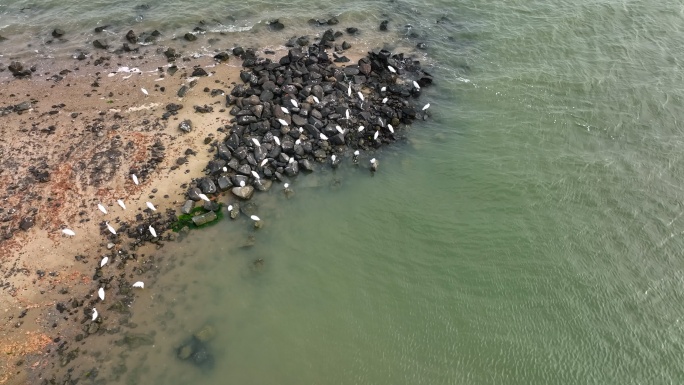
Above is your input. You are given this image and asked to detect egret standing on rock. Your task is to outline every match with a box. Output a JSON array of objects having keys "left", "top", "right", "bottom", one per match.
[
  {"left": 388, "top": 124, "right": 394, "bottom": 134},
  {"left": 105, "top": 222, "right": 117, "bottom": 235},
  {"left": 320, "top": 133, "right": 328, "bottom": 141},
  {"left": 388, "top": 65, "right": 397, "bottom": 73},
  {"left": 413, "top": 81, "right": 420, "bottom": 90},
  {"left": 280, "top": 106, "right": 290, "bottom": 114},
  {"left": 370, "top": 158, "right": 379, "bottom": 172},
  {"left": 358, "top": 126, "right": 365, "bottom": 132},
  {"left": 274, "top": 136, "right": 281, "bottom": 146},
  {"left": 353, "top": 150, "right": 360, "bottom": 164},
  {"left": 251, "top": 170, "right": 260, "bottom": 180},
  {"left": 91, "top": 308, "right": 98, "bottom": 321},
  {"left": 198, "top": 193, "right": 210, "bottom": 202},
  {"left": 278, "top": 118, "right": 288, "bottom": 126},
  {"left": 252, "top": 138, "right": 261, "bottom": 147},
  {"left": 149, "top": 226, "right": 157, "bottom": 238},
  {"left": 100, "top": 256, "right": 109, "bottom": 268},
  {"left": 331, "top": 154, "right": 340, "bottom": 168}
]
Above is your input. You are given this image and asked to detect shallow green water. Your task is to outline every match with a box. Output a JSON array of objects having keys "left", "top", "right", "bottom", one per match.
[{"left": 6, "top": 0, "right": 684, "bottom": 383}]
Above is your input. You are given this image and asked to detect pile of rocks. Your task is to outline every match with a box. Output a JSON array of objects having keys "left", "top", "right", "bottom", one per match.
[{"left": 184, "top": 40, "right": 432, "bottom": 206}]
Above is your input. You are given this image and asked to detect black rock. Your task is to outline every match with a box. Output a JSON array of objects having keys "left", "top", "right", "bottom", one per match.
[
  {"left": 164, "top": 48, "right": 177, "bottom": 59},
  {"left": 191, "top": 67, "right": 208, "bottom": 77},
  {"left": 187, "top": 187, "right": 202, "bottom": 201},
  {"left": 214, "top": 52, "right": 230, "bottom": 62},
  {"left": 199, "top": 178, "right": 217, "bottom": 194},
  {"left": 52, "top": 28, "right": 65, "bottom": 38},
  {"left": 217, "top": 176, "right": 233, "bottom": 191},
  {"left": 93, "top": 39, "right": 108, "bottom": 49},
  {"left": 346, "top": 27, "right": 358, "bottom": 34},
  {"left": 296, "top": 36, "right": 310, "bottom": 46},
  {"left": 380, "top": 20, "right": 389, "bottom": 31},
  {"left": 328, "top": 17, "right": 339, "bottom": 25},
  {"left": 268, "top": 20, "right": 285, "bottom": 31},
  {"left": 179, "top": 119, "right": 192, "bottom": 133},
  {"left": 232, "top": 46, "right": 245, "bottom": 57},
  {"left": 126, "top": 30, "right": 137, "bottom": 43},
  {"left": 184, "top": 33, "right": 197, "bottom": 42},
  {"left": 19, "top": 216, "right": 34, "bottom": 231},
  {"left": 94, "top": 25, "right": 109, "bottom": 33},
  {"left": 203, "top": 201, "right": 220, "bottom": 212},
  {"left": 166, "top": 103, "right": 183, "bottom": 112},
  {"left": 284, "top": 161, "right": 299, "bottom": 176},
  {"left": 177, "top": 85, "right": 188, "bottom": 97},
  {"left": 342, "top": 41, "right": 351, "bottom": 50}
]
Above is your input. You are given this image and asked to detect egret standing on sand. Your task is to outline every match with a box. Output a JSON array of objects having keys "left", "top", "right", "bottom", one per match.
[
  {"left": 149, "top": 226, "right": 157, "bottom": 238},
  {"left": 98, "top": 287, "right": 105, "bottom": 301},
  {"left": 146, "top": 202, "right": 156, "bottom": 211},
  {"left": 62, "top": 228, "right": 76, "bottom": 236},
  {"left": 117, "top": 199, "right": 126, "bottom": 210},
  {"left": 131, "top": 174, "right": 139, "bottom": 185},
  {"left": 100, "top": 256, "right": 109, "bottom": 268},
  {"left": 91, "top": 308, "right": 98, "bottom": 321},
  {"left": 97, "top": 204, "right": 108, "bottom": 214},
  {"left": 132, "top": 281, "right": 144, "bottom": 288}
]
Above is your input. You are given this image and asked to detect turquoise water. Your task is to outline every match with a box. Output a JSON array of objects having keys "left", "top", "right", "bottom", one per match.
[{"left": 6, "top": 0, "right": 684, "bottom": 384}]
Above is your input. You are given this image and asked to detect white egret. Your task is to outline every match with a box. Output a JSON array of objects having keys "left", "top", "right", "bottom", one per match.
[
  {"left": 98, "top": 288, "right": 105, "bottom": 301},
  {"left": 251, "top": 171, "right": 260, "bottom": 179},
  {"left": 290, "top": 99, "right": 299, "bottom": 108},
  {"left": 260, "top": 159, "right": 268, "bottom": 167},
  {"left": 280, "top": 106, "right": 290, "bottom": 114},
  {"left": 97, "top": 204, "right": 108, "bottom": 214},
  {"left": 100, "top": 257, "right": 109, "bottom": 268},
  {"left": 320, "top": 133, "right": 328, "bottom": 140},
  {"left": 274, "top": 136, "right": 281, "bottom": 146},
  {"left": 92, "top": 308, "right": 98, "bottom": 321},
  {"left": 374, "top": 131, "right": 380, "bottom": 140},
  {"left": 370, "top": 158, "right": 378, "bottom": 172},
  {"left": 149, "top": 225, "right": 157, "bottom": 238},
  {"left": 347, "top": 83, "right": 352, "bottom": 97},
  {"left": 346, "top": 109, "right": 350, "bottom": 120},
  {"left": 228, "top": 205, "right": 233, "bottom": 211},
  {"left": 132, "top": 281, "right": 144, "bottom": 288},
  {"left": 336, "top": 125, "right": 344, "bottom": 134},
  {"left": 105, "top": 222, "right": 116, "bottom": 235},
  {"left": 62, "top": 228, "right": 76, "bottom": 236},
  {"left": 381, "top": 86, "right": 387, "bottom": 92},
  {"left": 284, "top": 183, "right": 289, "bottom": 189},
  {"left": 278, "top": 118, "right": 288, "bottom": 126},
  {"left": 357, "top": 91, "right": 364, "bottom": 101},
  {"left": 382, "top": 97, "right": 388, "bottom": 104},
  {"left": 239, "top": 180, "right": 246, "bottom": 187},
  {"left": 252, "top": 138, "right": 261, "bottom": 147},
  {"left": 422, "top": 103, "right": 430, "bottom": 111},
  {"left": 131, "top": 174, "right": 139, "bottom": 185},
  {"left": 198, "top": 193, "right": 210, "bottom": 202},
  {"left": 388, "top": 65, "right": 396, "bottom": 73},
  {"left": 358, "top": 126, "right": 365, "bottom": 132},
  {"left": 312, "top": 96, "right": 320, "bottom": 104},
  {"left": 388, "top": 124, "right": 394, "bottom": 133},
  {"left": 141, "top": 88, "right": 149, "bottom": 96},
  {"left": 250, "top": 215, "right": 261, "bottom": 221},
  {"left": 117, "top": 199, "right": 126, "bottom": 210},
  {"left": 146, "top": 202, "right": 156, "bottom": 211},
  {"left": 413, "top": 81, "right": 420, "bottom": 90}
]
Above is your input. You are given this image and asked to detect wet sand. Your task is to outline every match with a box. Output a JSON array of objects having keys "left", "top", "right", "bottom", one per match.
[{"left": 0, "top": 36, "right": 371, "bottom": 384}]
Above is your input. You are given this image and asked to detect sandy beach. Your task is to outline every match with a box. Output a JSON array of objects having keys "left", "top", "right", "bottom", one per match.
[{"left": 0, "top": 48, "right": 252, "bottom": 383}]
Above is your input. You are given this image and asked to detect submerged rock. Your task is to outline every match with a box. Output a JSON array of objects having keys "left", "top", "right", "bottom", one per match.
[{"left": 192, "top": 211, "right": 217, "bottom": 226}]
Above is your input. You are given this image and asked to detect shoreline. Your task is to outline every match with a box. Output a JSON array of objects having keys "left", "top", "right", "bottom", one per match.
[{"left": 0, "top": 21, "right": 432, "bottom": 384}]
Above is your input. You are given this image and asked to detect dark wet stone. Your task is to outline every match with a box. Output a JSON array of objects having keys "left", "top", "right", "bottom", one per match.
[
  {"left": 52, "top": 28, "right": 65, "bottom": 38},
  {"left": 179, "top": 119, "right": 192, "bottom": 133},
  {"left": 217, "top": 176, "right": 232, "bottom": 191},
  {"left": 296, "top": 36, "right": 310, "bottom": 46},
  {"left": 232, "top": 186, "right": 255, "bottom": 200},
  {"left": 191, "top": 67, "right": 208, "bottom": 77},
  {"left": 380, "top": 20, "right": 389, "bottom": 31},
  {"left": 284, "top": 161, "right": 299, "bottom": 176},
  {"left": 93, "top": 39, "right": 108, "bottom": 49},
  {"left": 214, "top": 52, "right": 230, "bottom": 62},
  {"left": 268, "top": 20, "right": 285, "bottom": 31},
  {"left": 187, "top": 187, "right": 202, "bottom": 201},
  {"left": 192, "top": 211, "right": 217, "bottom": 226},
  {"left": 19, "top": 216, "right": 34, "bottom": 231},
  {"left": 126, "top": 30, "right": 137, "bottom": 43},
  {"left": 181, "top": 200, "right": 194, "bottom": 214},
  {"left": 184, "top": 33, "right": 197, "bottom": 41},
  {"left": 199, "top": 178, "right": 217, "bottom": 194},
  {"left": 299, "top": 159, "right": 314, "bottom": 171},
  {"left": 166, "top": 103, "right": 183, "bottom": 112},
  {"left": 346, "top": 27, "right": 358, "bottom": 34},
  {"left": 177, "top": 85, "right": 189, "bottom": 97},
  {"left": 253, "top": 179, "right": 272, "bottom": 191},
  {"left": 328, "top": 17, "right": 339, "bottom": 25}
]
